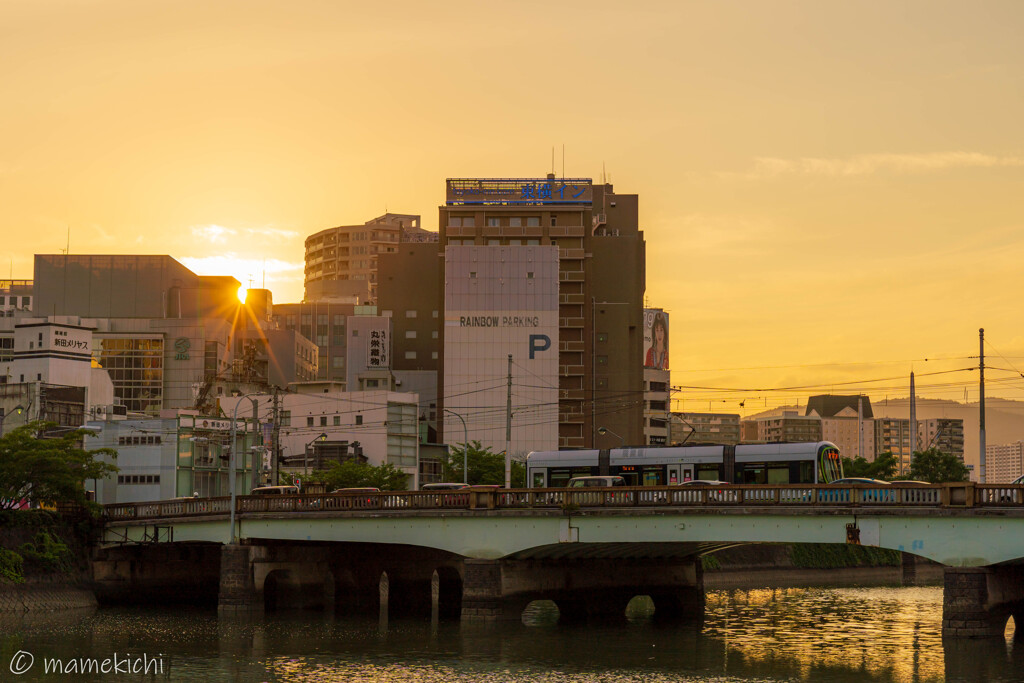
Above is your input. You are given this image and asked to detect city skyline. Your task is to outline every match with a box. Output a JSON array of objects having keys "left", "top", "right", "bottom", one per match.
[{"left": 4, "top": 1, "right": 1024, "bottom": 410}]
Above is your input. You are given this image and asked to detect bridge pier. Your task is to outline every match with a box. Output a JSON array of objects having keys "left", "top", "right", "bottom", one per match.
[
  {"left": 943, "top": 566, "right": 1024, "bottom": 638},
  {"left": 218, "top": 544, "right": 262, "bottom": 614},
  {"left": 461, "top": 557, "right": 704, "bottom": 623}
]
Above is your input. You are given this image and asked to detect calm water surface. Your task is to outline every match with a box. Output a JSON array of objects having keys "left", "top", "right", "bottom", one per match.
[{"left": 2, "top": 586, "right": 1021, "bottom": 682}]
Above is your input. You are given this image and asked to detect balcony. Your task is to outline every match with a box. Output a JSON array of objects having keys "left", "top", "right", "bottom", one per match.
[
  {"left": 559, "top": 271, "right": 585, "bottom": 282},
  {"left": 550, "top": 226, "right": 586, "bottom": 237},
  {"left": 559, "top": 248, "right": 585, "bottom": 260},
  {"left": 559, "top": 317, "right": 584, "bottom": 328}
]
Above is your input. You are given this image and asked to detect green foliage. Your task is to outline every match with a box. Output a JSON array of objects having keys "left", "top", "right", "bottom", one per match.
[
  {"left": 701, "top": 554, "right": 722, "bottom": 571},
  {"left": 18, "top": 531, "right": 72, "bottom": 572},
  {"left": 906, "top": 447, "right": 970, "bottom": 483},
  {"left": 0, "top": 422, "right": 118, "bottom": 510},
  {"left": 789, "top": 543, "right": 901, "bottom": 569},
  {"left": 312, "top": 460, "right": 410, "bottom": 491},
  {"left": 441, "top": 440, "right": 526, "bottom": 487},
  {"left": 0, "top": 548, "right": 24, "bottom": 584},
  {"left": 841, "top": 451, "right": 898, "bottom": 480}
]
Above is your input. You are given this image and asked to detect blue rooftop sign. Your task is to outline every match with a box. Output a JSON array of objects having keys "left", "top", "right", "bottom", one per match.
[{"left": 446, "top": 178, "right": 593, "bottom": 206}]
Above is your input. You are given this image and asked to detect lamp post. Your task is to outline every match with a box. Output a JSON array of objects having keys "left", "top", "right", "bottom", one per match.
[
  {"left": 305, "top": 433, "right": 328, "bottom": 478},
  {"left": 228, "top": 394, "right": 260, "bottom": 546},
  {"left": 0, "top": 404, "right": 25, "bottom": 437},
  {"left": 597, "top": 426, "right": 625, "bottom": 447},
  {"left": 444, "top": 408, "right": 469, "bottom": 484}
]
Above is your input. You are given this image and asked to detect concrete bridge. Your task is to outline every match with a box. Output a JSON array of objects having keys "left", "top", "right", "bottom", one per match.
[{"left": 97, "top": 482, "right": 1024, "bottom": 638}]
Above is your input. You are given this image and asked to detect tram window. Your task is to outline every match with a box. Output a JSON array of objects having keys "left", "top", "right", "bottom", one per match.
[
  {"left": 767, "top": 466, "right": 791, "bottom": 484},
  {"left": 532, "top": 472, "right": 546, "bottom": 488},
  {"left": 642, "top": 468, "right": 664, "bottom": 486},
  {"left": 740, "top": 467, "right": 765, "bottom": 484},
  {"left": 618, "top": 471, "right": 639, "bottom": 486}
]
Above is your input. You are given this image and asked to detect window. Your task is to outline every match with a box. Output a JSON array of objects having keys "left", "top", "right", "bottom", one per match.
[
  {"left": 526, "top": 271, "right": 534, "bottom": 278},
  {"left": 405, "top": 330, "right": 417, "bottom": 339},
  {"left": 432, "top": 310, "right": 438, "bottom": 318},
  {"left": 487, "top": 217, "right": 499, "bottom": 227},
  {"left": 320, "top": 416, "right": 327, "bottom": 426},
  {"left": 405, "top": 351, "right": 417, "bottom": 359},
  {"left": 650, "top": 400, "right": 667, "bottom": 411},
  {"left": 431, "top": 331, "right": 438, "bottom": 339},
  {"left": 333, "top": 416, "right": 341, "bottom": 426},
  {"left": 355, "top": 414, "right": 363, "bottom": 425},
  {"left": 307, "top": 416, "right": 314, "bottom": 427},
  {"left": 469, "top": 271, "right": 477, "bottom": 279},
  {"left": 381, "top": 310, "right": 392, "bottom": 317},
  {"left": 332, "top": 357, "right": 344, "bottom": 369},
  {"left": 449, "top": 217, "right": 462, "bottom": 227},
  {"left": 406, "top": 310, "right": 417, "bottom": 318},
  {"left": 510, "top": 217, "right": 522, "bottom": 227},
  {"left": 551, "top": 216, "right": 557, "bottom": 226},
  {"left": 432, "top": 351, "right": 438, "bottom": 359},
  {"left": 527, "top": 239, "right": 540, "bottom": 246},
  {"left": 509, "top": 239, "right": 521, "bottom": 246},
  {"left": 281, "top": 410, "right": 291, "bottom": 427},
  {"left": 527, "top": 217, "right": 540, "bottom": 227},
  {"left": 487, "top": 239, "right": 500, "bottom": 245},
  {"left": 462, "top": 217, "right": 475, "bottom": 228}
]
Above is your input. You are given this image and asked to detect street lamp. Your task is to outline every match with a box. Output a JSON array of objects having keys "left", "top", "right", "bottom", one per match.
[
  {"left": 444, "top": 408, "right": 469, "bottom": 484},
  {"left": 305, "top": 433, "right": 328, "bottom": 478},
  {"left": 228, "top": 394, "right": 261, "bottom": 546},
  {"left": 0, "top": 404, "right": 25, "bottom": 437},
  {"left": 597, "top": 426, "right": 625, "bottom": 447}
]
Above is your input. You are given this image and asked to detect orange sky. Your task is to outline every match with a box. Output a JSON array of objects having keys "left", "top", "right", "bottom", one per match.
[{"left": 3, "top": 0, "right": 1024, "bottom": 413}]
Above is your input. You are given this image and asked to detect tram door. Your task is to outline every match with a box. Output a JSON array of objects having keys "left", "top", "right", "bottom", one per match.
[
  {"left": 668, "top": 465, "right": 680, "bottom": 484},
  {"left": 680, "top": 465, "right": 694, "bottom": 482}
]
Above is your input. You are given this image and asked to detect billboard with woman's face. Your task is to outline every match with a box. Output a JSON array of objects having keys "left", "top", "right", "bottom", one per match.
[{"left": 643, "top": 309, "right": 669, "bottom": 370}]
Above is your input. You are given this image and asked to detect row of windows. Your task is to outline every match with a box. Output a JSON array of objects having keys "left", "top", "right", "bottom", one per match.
[
  {"left": 449, "top": 239, "right": 545, "bottom": 246},
  {"left": 117, "top": 435, "right": 162, "bottom": 446},
  {"left": 118, "top": 475, "right": 161, "bottom": 485},
  {"left": 450, "top": 217, "right": 549, "bottom": 228},
  {"left": 0, "top": 296, "right": 31, "bottom": 306},
  {"left": 307, "top": 415, "right": 364, "bottom": 427}
]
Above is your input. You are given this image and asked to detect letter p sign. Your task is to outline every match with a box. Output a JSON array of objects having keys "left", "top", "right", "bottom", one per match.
[{"left": 529, "top": 334, "right": 551, "bottom": 360}]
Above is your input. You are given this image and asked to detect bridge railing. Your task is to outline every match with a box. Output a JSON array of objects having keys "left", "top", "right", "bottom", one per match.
[{"left": 102, "top": 483, "right": 1023, "bottom": 521}]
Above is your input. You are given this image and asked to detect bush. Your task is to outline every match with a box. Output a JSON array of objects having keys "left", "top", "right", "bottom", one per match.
[
  {"left": 790, "top": 543, "right": 901, "bottom": 569},
  {"left": 0, "top": 548, "right": 25, "bottom": 584},
  {"left": 18, "top": 531, "right": 72, "bottom": 572}
]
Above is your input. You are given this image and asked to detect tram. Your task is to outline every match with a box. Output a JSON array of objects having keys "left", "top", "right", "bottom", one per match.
[{"left": 526, "top": 441, "right": 843, "bottom": 488}]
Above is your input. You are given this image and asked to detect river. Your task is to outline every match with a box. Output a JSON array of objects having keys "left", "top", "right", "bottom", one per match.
[{"left": 1, "top": 586, "right": 1021, "bottom": 682}]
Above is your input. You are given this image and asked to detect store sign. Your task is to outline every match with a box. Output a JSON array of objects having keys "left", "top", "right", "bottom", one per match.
[
  {"left": 366, "top": 328, "right": 390, "bottom": 368},
  {"left": 446, "top": 178, "right": 593, "bottom": 205},
  {"left": 174, "top": 338, "right": 191, "bottom": 360}
]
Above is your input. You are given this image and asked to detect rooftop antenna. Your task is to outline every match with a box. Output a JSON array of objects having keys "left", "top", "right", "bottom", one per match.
[
  {"left": 551, "top": 146, "right": 555, "bottom": 175},
  {"left": 562, "top": 144, "right": 565, "bottom": 178},
  {"left": 602, "top": 162, "right": 606, "bottom": 184}
]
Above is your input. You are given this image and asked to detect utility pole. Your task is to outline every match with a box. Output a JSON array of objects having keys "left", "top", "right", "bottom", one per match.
[
  {"left": 980, "top": 328, "right": 986, "bottom": 483},
  {"left": 505, "top": 353, "right": 512, "bottom": 489},
  {"left": 250, "top": 398, "right": 260, "bottom": 492},
  {"left": 271, "top": 387, "right": 281, "bottom": 485},
  {"left": 857, "top": 395, "right": 864, "bottom": 461},
  {"left": 910, "top": 371, "right": 917, "bottom": 474}
]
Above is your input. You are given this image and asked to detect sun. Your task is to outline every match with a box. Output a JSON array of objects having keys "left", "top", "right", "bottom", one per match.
[{"left": 237, "top": 286, "right": 248, "bottom": 304}]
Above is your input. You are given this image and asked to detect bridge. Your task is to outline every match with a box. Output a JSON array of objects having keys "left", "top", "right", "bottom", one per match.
[{"left": 97, "top": 482, "right": 1024, "bottom": 638}]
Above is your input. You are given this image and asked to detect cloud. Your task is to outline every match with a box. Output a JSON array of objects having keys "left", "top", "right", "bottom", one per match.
[
  {"left": 727, "top": 152, "right": 1024, "bottom": 179},
  {"left": 190, "top": 224, "right": 299, "bottom": 243}
]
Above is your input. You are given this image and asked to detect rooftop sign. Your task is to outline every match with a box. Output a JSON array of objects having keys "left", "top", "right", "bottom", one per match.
[{"left": 446, "top": 178, "right": 593, "bottom": 206}]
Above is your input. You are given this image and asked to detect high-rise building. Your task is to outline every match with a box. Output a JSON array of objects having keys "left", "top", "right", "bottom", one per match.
[
  {"left": 875, "top": 417, "right": 914, "bottom": 474},
  {"left": 986, "top": 441, "right": 1024, "bottom": 483},
  {"left": 0, "top": 279, "right": 32, "bottom": 318},
  {"left": 643, "top": 308, "right": 671, "bottom": 445},
  {"left": 438, "top": 176, "right": 646, "bottom": 452},
  {"left": 755, "top": 411, "right": 823, "bottom": 443},
  {"left": 303, "top": 213, "right": 432, "bottom": 304},
  {"left": 919, "top": 418, "right": 965, "bottom": 461},
  {"left": 671, "top": 412, "right": 741, "bottom": 445}
]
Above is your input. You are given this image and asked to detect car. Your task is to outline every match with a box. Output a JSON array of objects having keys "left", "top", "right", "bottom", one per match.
[
  {"left": 675, "top": 479, "right": 730, "bottom": 487},
  {"left": 831, "top": 478, "right": 891, "bottom": 486},
  {"left": 421, "top": 482, "right": 470, "bottom": 491},
  {"left": 250, "top": 485, "right": 299, "bottom": 495},
  {"left": 567, "top": 476, "right": 626, "bottom": 488},
  {"left": 331, "top": 487, "right": 380, "bottom": 494}
]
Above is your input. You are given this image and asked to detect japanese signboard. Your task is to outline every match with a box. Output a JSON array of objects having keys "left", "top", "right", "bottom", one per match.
[
  {"left": 446, "top": 178, "right": 593, "bottom": 206},
  {"left": 366, "top": 327, "right": 390, "bottom": 368}
]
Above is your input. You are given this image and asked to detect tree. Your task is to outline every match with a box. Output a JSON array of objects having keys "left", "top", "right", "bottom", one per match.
[
  {"left": 907, "top": 447, "right": 970, "bottom": 483},
  {"left": 312, "top": 460, "right": 409, "bottom": 491},
  {"left": 841, "top": 451, "right": 897, "bottom": 480},
  {"left": 441, "top": 440, "right": 525, "bottom": 487},
  {"left": 0, "top": 422, "right": 118, "bottom": 510}
]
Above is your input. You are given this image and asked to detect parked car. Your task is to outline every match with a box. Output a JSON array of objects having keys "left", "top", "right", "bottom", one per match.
[
  {"left": 250, "top": 485, "right": 299, "bottom": 495},
  {"left": 675, "top": 479, "right": 730, "bottom": 487},
  {"left": 421, "top": 482, "right": 470, "bottom": 491},
  {"left": 567, "top": 476, "right": 626, "bottom": 488}
]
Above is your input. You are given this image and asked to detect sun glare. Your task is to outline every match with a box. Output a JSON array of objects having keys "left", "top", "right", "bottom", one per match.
[{"left": 237, "top": 286, "right": 247, "bottom": 304}]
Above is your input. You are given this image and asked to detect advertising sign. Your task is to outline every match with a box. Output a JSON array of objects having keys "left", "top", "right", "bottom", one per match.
[
  {"left": 643, "top": 309, "right": 669, "bottom": 370},
  {"left": 446, "top": 178, "right": 593, "bottom": 206}
]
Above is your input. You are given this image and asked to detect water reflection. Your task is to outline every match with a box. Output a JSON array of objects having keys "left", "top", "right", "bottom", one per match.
[{"left": 2, "top": 587, "right": 1023, "bottom": 682}]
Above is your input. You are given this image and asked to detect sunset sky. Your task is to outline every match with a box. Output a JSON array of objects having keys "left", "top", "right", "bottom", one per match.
[{"left": 3, "top": 0, "right": 1024, "bottom": 413}]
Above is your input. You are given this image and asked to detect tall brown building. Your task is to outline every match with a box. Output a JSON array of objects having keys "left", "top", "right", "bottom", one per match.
[
  {"left": 438, "top": 176, "right": 646, "bottom": 450},
  {"left": 303, "top": 213, "right": 431, "bottom": 304}
]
